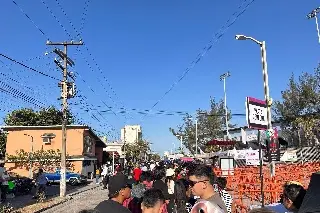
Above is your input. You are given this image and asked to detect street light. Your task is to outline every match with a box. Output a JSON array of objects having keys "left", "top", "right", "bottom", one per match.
[
  {"left": 188, "top": 118, "right": 198, "bottom": 156},
  {"left": 24, "top": 134, "right": 34, "bottom": 178},
  {"left": 307, "top": 7, "right": 320, "bottom": 43},
  {"left": 175, "top": 134, "right": 183, "bottom": 153},
  {"left": 220, "top": 71, "right": 231, "bottom": 139},
  {"left": 235, "top": 34, "right": 272, "bottom": 207},
  {"left": 235, "top": 34, "right": 272, "bottom": 130}
]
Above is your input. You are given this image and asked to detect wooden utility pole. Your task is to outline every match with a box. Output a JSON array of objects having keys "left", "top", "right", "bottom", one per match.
[{"left": 47, "top": 40, "right": 83, "bottom": 197}]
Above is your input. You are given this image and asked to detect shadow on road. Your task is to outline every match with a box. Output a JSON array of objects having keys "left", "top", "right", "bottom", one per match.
[{"left": 5, "top": 180, "right": 95, "bottom": 210}]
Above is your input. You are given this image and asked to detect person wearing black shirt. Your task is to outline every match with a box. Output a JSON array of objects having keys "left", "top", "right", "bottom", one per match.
[{"left": 95, "top": 173, "right": 133, "bottom": 213}]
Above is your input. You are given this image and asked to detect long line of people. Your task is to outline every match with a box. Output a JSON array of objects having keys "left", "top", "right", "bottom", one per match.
[
  {"left": 93, "top": 162, "right": 230, "bottom": 213},
  {"left": 83, "top": 161, "right": 311, "bottom": 213}
]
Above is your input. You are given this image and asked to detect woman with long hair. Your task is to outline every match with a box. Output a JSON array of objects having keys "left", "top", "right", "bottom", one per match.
[{"left": 173, "top": 179, "right": 196, "bottom": 213}]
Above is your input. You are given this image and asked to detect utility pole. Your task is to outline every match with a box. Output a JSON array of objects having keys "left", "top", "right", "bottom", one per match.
[
  {"left": 307, "top": 7, "right": 320, "bottom": 43},
  {"left": 220, "top": 72, "right": 231, "bottom": 139},
  {"left": 123, "top": 127, "right": 126, "bottom": 168},
  {"left": 47, "top": 40, "right": 83, "bottom": 197},
  {"left": 195, "top": 119, "right": 198, "bottom": 156}
]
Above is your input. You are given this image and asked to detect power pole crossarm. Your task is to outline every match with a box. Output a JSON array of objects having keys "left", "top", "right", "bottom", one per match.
[{"left": 47, "top": 40, "right": 83, "bottom": 198}]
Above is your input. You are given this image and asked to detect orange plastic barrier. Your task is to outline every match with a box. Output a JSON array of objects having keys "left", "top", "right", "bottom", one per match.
[{"left": 213, "top": 162, "right": 320, "bottom": 212}]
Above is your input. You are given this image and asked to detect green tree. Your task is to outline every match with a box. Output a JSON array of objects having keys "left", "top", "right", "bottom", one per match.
[
  {"left": 274, "top": 64, "right": 320, "bottom": 146},
  {"left": 170, "top": 98, "right": 234, "bottom": 154},
  {"left": 6, "top": 149, "right": 74, "bottom": 173},
  {"left": 149, "top": 153, "right": 161, "bottom": 161},
  {"left": 4, "top": 106, "right": 74, "bottom": 126},
  {"left": 124, "top": 139, "right": 151, "bottom": 163},
  {"left": 1, "top": 107, "right": 75, "bottom": 156},
  {"left": 0, "top": 132, "right": 7, "bottom": 157}
]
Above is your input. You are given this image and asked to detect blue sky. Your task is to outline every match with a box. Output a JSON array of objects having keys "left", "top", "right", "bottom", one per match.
[{"left": 0, "top": 0, "right": 319, "bottom": 154}]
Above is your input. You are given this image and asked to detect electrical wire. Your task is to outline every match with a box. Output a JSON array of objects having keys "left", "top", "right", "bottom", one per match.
[
  {"left": 11, "top": 0, "right": 49, "bottom": 40},
  {"left": 145, "top": 0, "right": 257, "bottom": 113},
  {"left": 52, "top": 0, "right": 133, "bottom": 121},
  {"left": 11, "top": 1, "right": 120, "bottom": 137},
  {"left": 0, "top": 53, "right": 60, "bottom": 81},
  {"left": 78, "top": 0, "right": 91, "bottom": 37}
]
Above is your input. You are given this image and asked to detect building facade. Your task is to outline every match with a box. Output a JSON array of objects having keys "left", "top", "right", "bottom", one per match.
[
  {"left": 120, "top": 125, "right": 142, "bottom": 144},
  {"left": 3, "top": 125, "right": 106, "bottom": 177}
]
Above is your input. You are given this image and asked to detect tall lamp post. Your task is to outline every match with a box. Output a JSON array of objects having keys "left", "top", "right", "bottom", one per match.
[
  {"left": 24, "top": 134, "right": 34, "bottom": 178},
  {"left": 235, "top": 34, "right": 272, "bottom": 207},
  {"left": 235, "top": 35, "right": 272, "bottom": 130},
  {"left": 188, "top": 118, "right": 198, "bottom": 156},
  {"left": 220, "top": 72, "right": 231, "bottom": 139},
  {"left": 175, "top": 134, "right": 183, "bottom": 153},
  {"left": 307, "top": 7, "right": 320, "bottom": 43}
]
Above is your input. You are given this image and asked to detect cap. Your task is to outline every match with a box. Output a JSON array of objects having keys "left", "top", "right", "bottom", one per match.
[
  {"left": 166, "top": 168, "right": 175, "bottom": 177},
  {"left": 108, "top": 174, "right": 134, "bottom": 196}
]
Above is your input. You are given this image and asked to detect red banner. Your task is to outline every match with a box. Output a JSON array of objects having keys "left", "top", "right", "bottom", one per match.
[{"left": 207, "top": 140, "right": 236, "bottom": 146}]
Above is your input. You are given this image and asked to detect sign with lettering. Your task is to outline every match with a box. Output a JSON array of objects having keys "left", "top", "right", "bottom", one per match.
[
  {"left": 245, "top": 150, "right": 260, "bottom": 166},
  {"left": 266, "top": 128, "right": 280, "bottom": 162},
  {"left": 246, "top": 97, "right": 268, "bottom": 130}
]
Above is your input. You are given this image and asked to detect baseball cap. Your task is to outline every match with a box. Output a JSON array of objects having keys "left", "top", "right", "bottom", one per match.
[{"left": 108, "top": 174, "right": 134, "bottom": 196}]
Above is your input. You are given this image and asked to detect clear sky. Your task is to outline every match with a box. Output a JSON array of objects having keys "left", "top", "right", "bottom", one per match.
[{"left": 0, "top": 0, "right": 319, "bottom": 154}]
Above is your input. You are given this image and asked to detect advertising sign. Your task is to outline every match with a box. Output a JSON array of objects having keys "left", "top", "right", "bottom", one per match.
[
  {"left": 245, "top": 150, "right": 260, "bottom": 166},
  {"left": 266, "top": 128, "right": 280, "bottom": 162},
  {"left": 246, "top": 97, "right": 268, "bottom": 130}
]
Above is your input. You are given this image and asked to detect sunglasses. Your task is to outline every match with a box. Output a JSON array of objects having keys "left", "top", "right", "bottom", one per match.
[{"left": 188, "top": 180, "right": 209, "bottom": 187}]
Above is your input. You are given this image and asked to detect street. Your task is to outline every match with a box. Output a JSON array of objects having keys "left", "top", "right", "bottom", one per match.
[
  {"left": 7, "top": 181, "right": 97, "bottom": 210},
  {"left": 43, "top": 185, "right": 108, "bottom": 213}
]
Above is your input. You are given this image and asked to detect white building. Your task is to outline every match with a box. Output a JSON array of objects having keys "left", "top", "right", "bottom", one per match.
[{"left": 121, "top": 125, "right": 142, "bottom": 144}]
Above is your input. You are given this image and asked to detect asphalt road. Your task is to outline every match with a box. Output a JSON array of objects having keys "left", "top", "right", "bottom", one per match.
[{"left": 7, "top": 181, "right": 95, "bottom": 209}]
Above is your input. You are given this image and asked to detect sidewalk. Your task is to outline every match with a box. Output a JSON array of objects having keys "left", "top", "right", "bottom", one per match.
[
  {"left": 4, "top": 180, "right": 96, "bottom": 210},
  {"left": 43, "top": 185, "right": 108, "bottom": 213}
]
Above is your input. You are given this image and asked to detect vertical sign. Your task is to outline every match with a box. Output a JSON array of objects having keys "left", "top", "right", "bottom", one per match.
[
  {"left": 246, "top": 97, "right": 268, "bottom": 130},
  {"left": 266, "top": 128, "right": 280, "bottom": 162}
]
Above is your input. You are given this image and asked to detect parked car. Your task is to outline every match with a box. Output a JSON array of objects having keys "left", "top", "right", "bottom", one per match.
[{"left": 45, "top": 169, "right": 87, "bottom": 186}]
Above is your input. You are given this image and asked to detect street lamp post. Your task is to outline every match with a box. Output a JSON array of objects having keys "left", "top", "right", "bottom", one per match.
[
  {"left": 24, "top": 134, "right": 34, "bottom": 178},
  {"left": 175, "top": 134, "right": 183, "bottom": 153},
  {"left": 195, "top": 119, "right": 198, "bottom": 156},
  {"left": 307, "top": 7, "right": 320, "bottom": 43},
  {"left": 220, "top": 72, "right": 231, "bottom": 139},
  {"left": 235, "top": 35, "right": 272, "bottom": 130},
  {"left": 187, "top": 118, "right": 198, "bottom": 156},
  {"left": 235, "top": 34, "right": 272, "bottom": 207}
]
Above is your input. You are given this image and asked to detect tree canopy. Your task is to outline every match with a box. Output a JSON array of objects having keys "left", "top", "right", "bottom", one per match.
[
  {"left": 170, "top": 98, "right": 234, "bottom": 154},
  {"left": 4, "top": 107, "right": 74, "bottom": 126},
  {"left": 274, "top": 64, "right": 320, "bottom": 147},
  {"left": 7, "top": 149, "right": 74, "bottom": 173},
  {"left": 0, "top": 107, "right": 75, "bottom": 156},
  {"left": 124, "top": 139, "right": 151, "bottom": 164}
]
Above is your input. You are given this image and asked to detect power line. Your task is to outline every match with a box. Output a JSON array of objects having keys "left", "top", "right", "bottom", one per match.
[
  {"left": 78, "top": 0, "right": 91, "bottom": 37},
  {"left": 146, "top": 0, "right": 256, "bottom": 112},
  {"left": 10, "top": 1, "right": 121, "bottom": 137},
  {"left": 39, "top": 0, "right": 73, "bottom": 39},
  {"left": 11, "top": 0, "right": 49, "bottom": 40},
  {"left": 0, "top": 53, "right": 59, "bottom": 81},
  {"left": 52, "top": 0, "right": 133, "bottom": 122}
]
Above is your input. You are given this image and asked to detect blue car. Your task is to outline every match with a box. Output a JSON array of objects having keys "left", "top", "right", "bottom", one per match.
[{"left": 45, "top": 169, "right": 87, "bottom": 186}]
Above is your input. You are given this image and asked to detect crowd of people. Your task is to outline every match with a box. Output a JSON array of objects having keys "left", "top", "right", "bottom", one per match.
[{"left": 80, "top": 160, "right": 308, "bottom": 213}]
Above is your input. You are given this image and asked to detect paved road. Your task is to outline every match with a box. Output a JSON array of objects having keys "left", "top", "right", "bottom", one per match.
[
  {"left": 7, "top": 181, "right": 97, "bottom": 209},
  {"left": 43, "top": 186, "right": 108, "bottom": 213}
]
